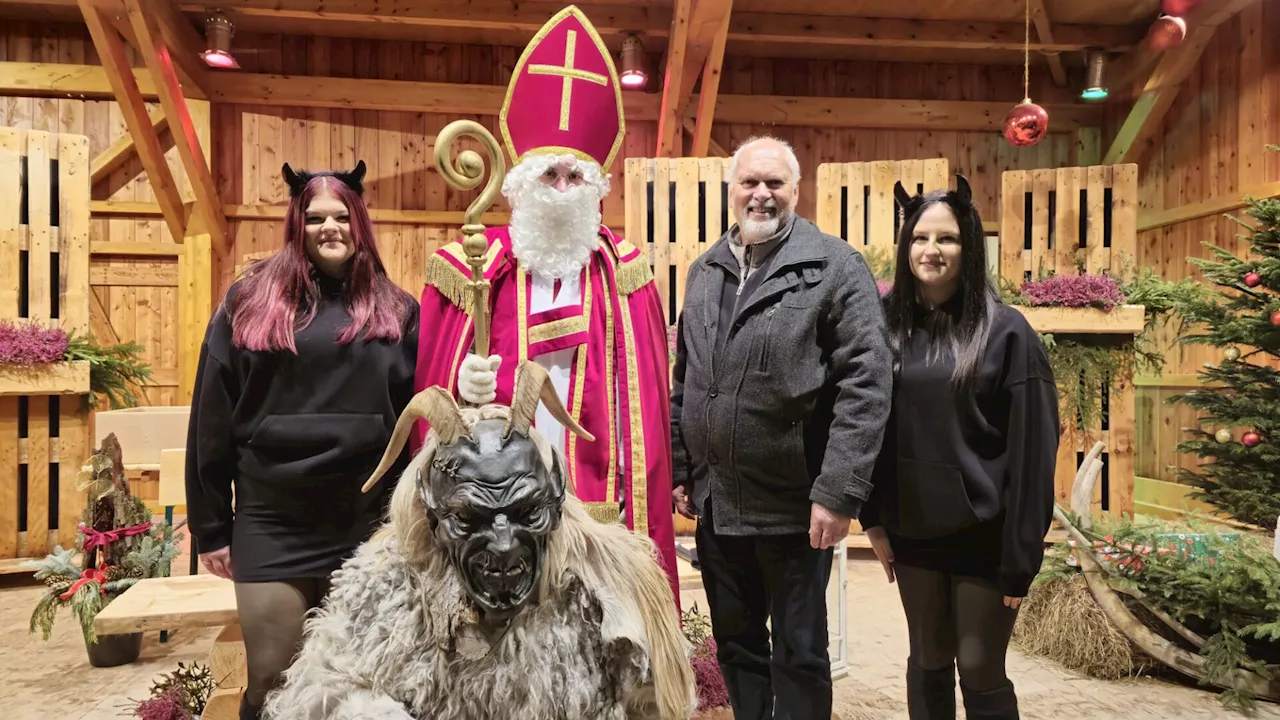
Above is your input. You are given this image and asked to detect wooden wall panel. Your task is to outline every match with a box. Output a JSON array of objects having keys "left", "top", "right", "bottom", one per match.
[{"left": 1128, "top": 5, "right": 1280, "bottom": 483}]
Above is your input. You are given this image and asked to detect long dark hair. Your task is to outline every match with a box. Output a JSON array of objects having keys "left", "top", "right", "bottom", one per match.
[
  {"left": 883, "top": 173, "right": 998, "bottom": 394},
  {"left": 230, "top": 162, "right": 408, "bottom": 353}
]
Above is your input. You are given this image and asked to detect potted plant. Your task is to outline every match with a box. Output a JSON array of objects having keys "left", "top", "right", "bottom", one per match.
[
  {"left": 25, "top": 433, "right": 183, "bottom": 667},
  {"left": 682, "top": 604, "right": 731, "bottom": 717}
]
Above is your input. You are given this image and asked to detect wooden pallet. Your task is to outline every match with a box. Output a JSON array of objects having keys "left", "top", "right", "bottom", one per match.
[
  {"left": 1000, "top": 164, "right": 1140, "bottom": 519},
  {"left": 814, "top": 158, "right": 951, "bottom": 253},
  {"left": 0, "top": 127, "right": 92, "bottom": 564}
]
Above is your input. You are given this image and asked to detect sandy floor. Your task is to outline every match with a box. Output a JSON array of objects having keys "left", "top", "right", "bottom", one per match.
[{"left": 0, "top": 530, "right": 1275, "bottom": 720}]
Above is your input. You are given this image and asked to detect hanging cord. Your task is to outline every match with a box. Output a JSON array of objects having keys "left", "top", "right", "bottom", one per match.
[{"left": 1023, "top": 0, "right": 1031, "bottom": 102}]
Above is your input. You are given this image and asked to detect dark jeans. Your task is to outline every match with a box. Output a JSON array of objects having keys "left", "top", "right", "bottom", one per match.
[{"left": 695, "top": 501, "right": 834, "bottom": 720}]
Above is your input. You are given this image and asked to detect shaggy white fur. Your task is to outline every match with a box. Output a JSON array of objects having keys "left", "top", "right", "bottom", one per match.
[
  {"left": 262, "top": 406, "right": 698, "bottom": 720},
  {"left": 502, "top": 153, "right": 611, "bottom": 281}
]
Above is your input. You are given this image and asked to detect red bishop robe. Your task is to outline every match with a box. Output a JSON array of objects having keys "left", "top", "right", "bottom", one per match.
[{"left": 411, "top": 225, "right": 680, "bottom": 608}]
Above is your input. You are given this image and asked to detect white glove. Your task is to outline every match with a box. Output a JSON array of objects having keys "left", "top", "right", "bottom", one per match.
[{"left": 458, "top": 354, "right": 501, "bottom": 405}]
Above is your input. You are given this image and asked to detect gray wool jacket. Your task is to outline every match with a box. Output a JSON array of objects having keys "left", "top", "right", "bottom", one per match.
[{"left": 670, "top": 216, "right": 894, "bottom": 536}]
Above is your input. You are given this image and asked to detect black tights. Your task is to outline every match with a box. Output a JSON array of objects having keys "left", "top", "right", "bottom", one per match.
[
  {"left": 894, "top": 564, "right": 1021, "bottom": 719},
  {"left": 234, "top": 578, "right": 332, "bottom": 719}
]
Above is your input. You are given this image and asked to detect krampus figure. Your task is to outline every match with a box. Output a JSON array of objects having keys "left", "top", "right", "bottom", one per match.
[{"left": 262, "top": 360, "right": 697, "bottom": 720}]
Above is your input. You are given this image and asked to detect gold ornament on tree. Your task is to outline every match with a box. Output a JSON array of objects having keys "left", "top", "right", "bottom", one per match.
[
  {"left": 1216, "top": 428, "right": 1233, "bottom": 444},
  {"left": 1224, "top": 347, "right": 1241, "bottom": 361},
  {"left": 432, "top": 120, "right": 507, "bottom": 367}
]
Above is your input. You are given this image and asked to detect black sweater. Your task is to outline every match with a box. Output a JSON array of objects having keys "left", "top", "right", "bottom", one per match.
[
  {"left": 859, "top": 301, "right": 1060, "bottom": 597},
  {"left": 184, "top": 274, "right": 419, "bottom": 566}
]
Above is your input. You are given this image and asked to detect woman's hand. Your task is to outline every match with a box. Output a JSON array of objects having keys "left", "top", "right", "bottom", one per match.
[
  {"left": 200, "top": 547, "right": 233, "bottom": 579},
  {"left": 865, "top": 526, "right": 894, "bottom": 582},
  {"left": 1003, "top": 596, "right": 1023, "bottom": 609}
]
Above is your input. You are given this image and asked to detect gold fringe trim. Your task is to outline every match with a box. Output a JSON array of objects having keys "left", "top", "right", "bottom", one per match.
[
  {"left": 583, "top": 501, "right": 622, "bottom": 525},
  {"left": 423, "top": 254, "right": 473, "bottom": 314},
  {"left": 614, "top": 257, "right": 653, "bottom": 297}
]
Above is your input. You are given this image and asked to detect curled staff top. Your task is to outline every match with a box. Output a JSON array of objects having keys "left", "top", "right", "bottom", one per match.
[{"left": 499, "top": 5, "right": 626, "bottom": 173}]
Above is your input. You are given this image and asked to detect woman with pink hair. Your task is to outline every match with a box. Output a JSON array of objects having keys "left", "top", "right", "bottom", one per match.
[{"left": 183, "top": 161, "right": 419, "bottom": 720}]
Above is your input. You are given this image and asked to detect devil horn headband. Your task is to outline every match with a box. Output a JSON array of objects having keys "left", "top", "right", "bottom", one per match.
[{"left": 282, "top": 159, "right": 368, "bottom": 197}]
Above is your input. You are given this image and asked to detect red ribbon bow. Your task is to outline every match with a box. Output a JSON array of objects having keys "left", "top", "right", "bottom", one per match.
[
  {"left": 60, "top": 567, "right": 111, "bottom": 599},
  {"left": 80, "top": 520, "right": 153, "bottom": 551}
]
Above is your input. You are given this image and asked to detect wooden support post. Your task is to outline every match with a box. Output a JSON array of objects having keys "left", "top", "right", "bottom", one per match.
[
  {"left": 655, "top": 0, "right": 692, "bottom": 158},
  {"left": 90, "top": 107, "right": 169, "bottom": 186},
  {"left": 124, "top": 0, "right": 228, "bottom": 254},
  {"left": 78, "top": 1, "right": 188, "bottom": 242}
]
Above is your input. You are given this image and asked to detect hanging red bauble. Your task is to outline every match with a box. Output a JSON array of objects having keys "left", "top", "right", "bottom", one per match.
[
  {"left": 1244, "top": 271, "right": 1262, "bottom": 287},
  {"left": 1162, "top": 0, "right": 1204, "bottom": 14},
  {"left": 1242, "top": 431, "right": 1262, "bottom": 448},
  {"left": 1148, "top": 15, "right": 1187, "bottom": 51},
  {"left": 1271, "top": 310, "right": 1280, "bottom": 327},
  {"left": 1003, "top": 99, "right": 1049, "bottom": 148}
]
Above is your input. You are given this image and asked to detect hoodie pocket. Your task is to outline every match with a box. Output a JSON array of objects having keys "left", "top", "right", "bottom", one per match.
[
  {"left": 893, "top": 458, "right": 981, "bottom": 539},
  {"left": 247, "top": 412, "right": 389, "bottom": 480}
]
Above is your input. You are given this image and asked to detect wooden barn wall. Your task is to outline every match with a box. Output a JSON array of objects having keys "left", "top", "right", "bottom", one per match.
[
  {"left": 1, "top": 21, "right": 189, "bottom": 407},
  {"left": 1, "top": 19, "right": 1086, "bottom": 407},
  {"left": 1126, "top": 4, "right": 1280, "bottom": 484}
]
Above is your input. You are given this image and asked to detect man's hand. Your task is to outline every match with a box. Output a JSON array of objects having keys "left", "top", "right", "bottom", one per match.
[
  {"left": 200, "top": 546, "right": 232, "bottom": 579},
  {"left": 865, "top": 526, "right": 894, "bottom": 582},
  {"left": 673, "top": 486, "right": 696, "bottom": 520},
  {"left": 1003, "top": 596, "right": 1023, "bottom": 609},
  {"left": 459, "top": 354, "right": 501, "bottom": 405},
  {"left": 809, "top": 503, "right": 850, "bottom": 550}
]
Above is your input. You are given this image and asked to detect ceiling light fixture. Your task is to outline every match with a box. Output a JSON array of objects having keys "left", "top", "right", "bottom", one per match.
[
  {"left": 1081, "top": 50, "right": 1109, "bottom": 102},
  {"left": 619, "top": 33, "right": 647, "bottom": 89},
  {"left": 201, "top": 11, "right": 239, "bottom": 69}
]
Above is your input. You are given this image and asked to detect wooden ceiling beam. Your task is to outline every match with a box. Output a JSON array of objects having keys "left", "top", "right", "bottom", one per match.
[
  {"left": 0, "top": 60, "right": 1104, "bottom": 132},
  {"left": 100, "top": 0, "right": 208, "bottom": 99},
  {"left": 77, "top": 1, "right": 188, "bottom": 242},
  {"left": 689, "top": 2, "right": 732, "bottom": 158},
  {"left": 655, "top": 0, "right": 692, "bottom": 158},
  {"left": 0, "top": 61, "right": 159, "bottom": 98},
  {"left": 28, "top": 0, "right": 1142, "bottom": 55},
  {"left": 1103, "top": 0, "right": 1259, "bottom": 166},
  {"left": 123, "top": 0, "right": 227, "bottom": 252},
  {"left": 1028, "top": 0, "right": 1067, "bottom": 88}
]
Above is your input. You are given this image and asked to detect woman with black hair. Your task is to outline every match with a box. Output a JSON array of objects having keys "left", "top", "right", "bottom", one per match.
[{"left": 859, "top": 175, "right": 1060, "bottom": 719}]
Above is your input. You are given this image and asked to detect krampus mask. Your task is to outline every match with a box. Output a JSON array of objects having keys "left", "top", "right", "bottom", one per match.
[{"left": 361, "top": 361, "right": 594, "bottom": 624}]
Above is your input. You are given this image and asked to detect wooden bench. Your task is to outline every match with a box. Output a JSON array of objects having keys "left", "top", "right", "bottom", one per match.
[{"left": 93, "top": 574, "right": 245, "bottom": 719}]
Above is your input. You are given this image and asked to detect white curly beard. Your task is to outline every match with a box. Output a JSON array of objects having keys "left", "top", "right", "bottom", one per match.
[{"left": 503, "top": 155, "right": 610, "bottom": 280}]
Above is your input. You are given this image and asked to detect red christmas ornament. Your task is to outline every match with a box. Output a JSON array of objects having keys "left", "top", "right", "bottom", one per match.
[
  {"left": 1162, "top": 0, "right": 1204, "bottom": 14},
  {"left": 1148, "top": 15, "right": 1187, "bottom": 50},
  {"left": 1271, "top": 310, "right": 1280, "bottom": 327},
  {"left": 1003, "top": 99, "right": 1049, "bottom": 148},
  {"left": 1244, "top": 271, "right": 1262, "bottom": 287},
  {"left": 1242, "top": 431, "right": 1262, "bottom": 448}
]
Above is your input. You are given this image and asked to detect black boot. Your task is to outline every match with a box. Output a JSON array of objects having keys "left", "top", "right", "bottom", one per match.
[
  {"left": 906, "top": 657, "right": 956, "bottom": 720},
  {"left": 960, "top": 680, "right": 1019, "bottom": 719},
  {"left": 239, "top": 694, "right": 261, "bottom": 720}
]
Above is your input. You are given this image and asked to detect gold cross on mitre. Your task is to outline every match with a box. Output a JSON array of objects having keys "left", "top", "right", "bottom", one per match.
[{"left": 528, "top": 29, "right": 608, "bottom": 132}]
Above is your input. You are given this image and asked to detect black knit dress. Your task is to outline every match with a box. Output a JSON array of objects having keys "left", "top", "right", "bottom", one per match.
[{"left": 184, "top": 274, "right": 419, "bottom": 582}]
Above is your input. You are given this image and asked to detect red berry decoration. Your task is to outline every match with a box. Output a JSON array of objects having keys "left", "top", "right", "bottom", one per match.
[
  {"left": 1245, "top": 271, "right": 1262, "bottom": 287},
  {"left": 1242, "top": 431, "right": 1262, "bottom": 448}
]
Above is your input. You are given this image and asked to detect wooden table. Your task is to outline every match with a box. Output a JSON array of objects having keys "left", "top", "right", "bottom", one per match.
[{"left": 93, "top": 574, "right": 245, "bottom": 719}]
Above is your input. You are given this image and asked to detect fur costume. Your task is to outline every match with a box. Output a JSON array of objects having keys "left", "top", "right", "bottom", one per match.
[{"left": 262, "top": 362, "right": 697, "bottom": 720}]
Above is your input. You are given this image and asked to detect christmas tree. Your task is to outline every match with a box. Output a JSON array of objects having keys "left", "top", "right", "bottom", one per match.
[{"left": 1170, "top": 151, "right": 1280, "bottom": 530}]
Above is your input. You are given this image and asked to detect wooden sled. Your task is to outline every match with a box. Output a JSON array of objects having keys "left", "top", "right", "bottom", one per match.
[{"left": 1053, "top": 441, "right": 1280, "bottom": 701}]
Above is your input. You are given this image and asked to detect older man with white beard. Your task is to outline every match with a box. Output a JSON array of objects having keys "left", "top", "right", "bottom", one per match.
[{"left": 411, "top": 5, "right": 680, "bottom": 606}]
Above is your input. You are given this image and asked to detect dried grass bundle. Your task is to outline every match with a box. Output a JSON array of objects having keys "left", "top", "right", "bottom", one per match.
[{"left": 1013, "top": 574, "right": 1146, "bottom": 681}]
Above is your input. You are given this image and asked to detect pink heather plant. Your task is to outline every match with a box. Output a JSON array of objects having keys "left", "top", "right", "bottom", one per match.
[
  {"left": 134, "top": 688, "right": 191, "bottom": 720},
  {"left": 0, "top": 320, "right": 69, "bottom": 365},
  {"left": 1018, "top": 273, "right": 1125, "bottom": 309},
  {"left": 691, "top": 638, "right": 730, "bottom": 709}
]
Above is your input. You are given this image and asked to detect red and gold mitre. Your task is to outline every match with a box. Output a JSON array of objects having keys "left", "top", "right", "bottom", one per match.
[{"left": 499, "top": 6, "right": 626, "bottom": 173}]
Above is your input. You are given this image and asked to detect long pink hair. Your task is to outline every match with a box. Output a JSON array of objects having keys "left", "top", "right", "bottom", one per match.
[{"left": 229, "top": 175, "right": 408, "bottom": 353}]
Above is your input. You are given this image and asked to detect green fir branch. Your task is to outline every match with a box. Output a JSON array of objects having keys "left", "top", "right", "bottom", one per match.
[{"left": 62, "top": 332, "right": 153, "bottom": 409}]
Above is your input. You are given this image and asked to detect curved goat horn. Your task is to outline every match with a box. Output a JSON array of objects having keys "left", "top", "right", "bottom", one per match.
[
  {"left": 506, "top": 360, "right": 595, "bottom": 443},
  {"left": 361, "top": 386, "right": 469, "bottom": 493}
]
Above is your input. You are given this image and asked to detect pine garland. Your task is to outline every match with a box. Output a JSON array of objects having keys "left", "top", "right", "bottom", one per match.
[
  {"left": 1037, "top": 515, "right": 1280, "bottom": 714},
  {"left": 63, "top": 331, "right": 153, "bottom": 409}
]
